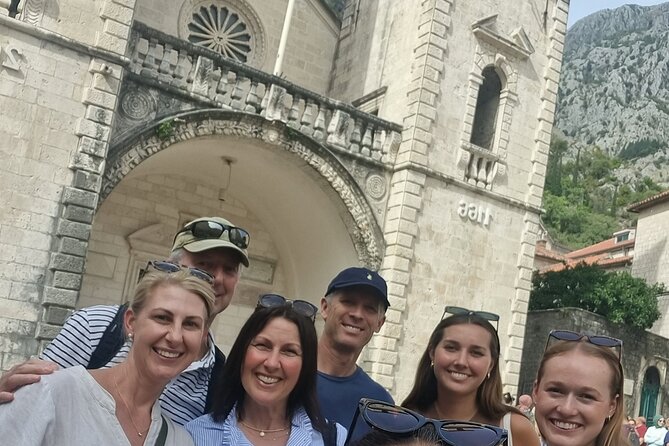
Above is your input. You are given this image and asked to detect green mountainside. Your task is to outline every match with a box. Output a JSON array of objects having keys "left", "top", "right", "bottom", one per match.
[{"left": 545, "top": 2, "right": 669, "bottom": 248}]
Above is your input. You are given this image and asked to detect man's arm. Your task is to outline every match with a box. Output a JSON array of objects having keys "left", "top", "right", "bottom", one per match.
[
  {"left": 0, "top": 359, "right": 58, "bottom": 403},
  {"left": 0, "top": 305, "right": 117, "bottom": 403}
]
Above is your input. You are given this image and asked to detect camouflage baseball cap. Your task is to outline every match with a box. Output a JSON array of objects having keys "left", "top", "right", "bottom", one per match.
[{"left": 172, "top": 217, "right": 250, "bottom": 267}]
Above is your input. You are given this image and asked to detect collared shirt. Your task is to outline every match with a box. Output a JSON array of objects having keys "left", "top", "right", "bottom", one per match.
[
  {"left": 186, "top": 405, "right": 347, "bottom": 446},
  {"left": 41, "top": 304, "right": 217, "bottom": 425}
]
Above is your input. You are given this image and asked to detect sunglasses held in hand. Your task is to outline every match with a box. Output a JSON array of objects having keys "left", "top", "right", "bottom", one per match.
[{"left": 347, "top": 399, "right": 508, "bottom": 446}]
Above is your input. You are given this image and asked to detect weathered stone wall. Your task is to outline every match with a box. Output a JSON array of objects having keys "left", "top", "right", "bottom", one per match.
[
  {"left": 134, "top": 0, "right": 339, "bottom": 95},
  {"left": 0, "top": 0, "right": 135, "bottom": 370},
  {"left": 79, "top": 172, "right": 288, "bottom": 352},
  {"left": 519, "top": 308, "right": 669, "bottom": 417},
  {"left": 337, "top": 0, "right": 568, "bottom": 397},
  {"left": 633, "top": 201, "right": 669, "bottom": 288}
]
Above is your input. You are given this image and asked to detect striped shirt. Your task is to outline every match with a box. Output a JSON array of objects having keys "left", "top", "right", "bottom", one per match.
[
  {"left": 40, "top": 305, "right": 216, "bottom": 426},
  {"left": 185, "top": 405, "right": 347, "bottom": 446}
]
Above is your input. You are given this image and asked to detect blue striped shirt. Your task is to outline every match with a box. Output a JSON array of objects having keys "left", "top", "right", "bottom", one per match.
[
  {"left": 186, "top": 405, "right": 346, "bottom": 446},
  {"left": 40, "top": 304, "right": 216, "bottom": 426}
]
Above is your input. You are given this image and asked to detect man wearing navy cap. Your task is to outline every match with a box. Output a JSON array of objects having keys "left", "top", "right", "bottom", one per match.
[{"left": 317, "top": 266, "right": 394, "bottom": 431}]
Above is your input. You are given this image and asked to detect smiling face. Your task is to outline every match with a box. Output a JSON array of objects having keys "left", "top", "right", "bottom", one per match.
[
  {"left": 241, "top": 317, "right": 303, "bottom": 412},
  {"left": 429, "top": 323, "right": 494, "bottom": 399},
  {"left": 533, "top": 349, "right": 617, "bottom": 446},
  {"left": 126, "top": 284, "right": 208, "bottom": 384},
  {"left": 179, "top": 248, "right": 241, "bottom": 315},
  {"left": 320, "top": 286, "right": 385, "bottom": 354}
]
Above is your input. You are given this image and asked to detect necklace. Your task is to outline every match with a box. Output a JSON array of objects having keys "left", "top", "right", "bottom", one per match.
[
  {"left": 239, "top": 419, "right": 290, "bottom": 438},
  {"left": 433, "top": 401, "right": 478, "bottom": 422},
  {"left": 114, "top": 374, "right": 147, "bottom": 437}
]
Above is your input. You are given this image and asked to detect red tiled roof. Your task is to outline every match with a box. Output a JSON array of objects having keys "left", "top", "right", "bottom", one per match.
[
  {"left": 566, "top": 237, "right": 635, "bottom": 260},
  {"left": 535, "top": 244, "right": 566, "bottom": 262},
  {"left": 538, "top": 255, "right": 633, "bottom": 274},
  {"left": 628, "top": 189, "right": 669, "bottom": 212}
]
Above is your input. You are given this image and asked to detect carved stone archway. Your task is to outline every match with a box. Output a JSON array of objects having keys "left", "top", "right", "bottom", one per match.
[{"left": 101, "top": 109, "right": 385, "bottom": 269}]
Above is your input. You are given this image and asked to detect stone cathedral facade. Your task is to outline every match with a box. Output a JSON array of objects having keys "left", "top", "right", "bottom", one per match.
[{"left": 0, "top": 0, "right": 569, "bottom": 399}]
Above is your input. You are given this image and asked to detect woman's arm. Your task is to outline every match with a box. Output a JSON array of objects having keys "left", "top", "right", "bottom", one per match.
[{"left": 510, "top": 412, "right": 541, "bottom": 446}]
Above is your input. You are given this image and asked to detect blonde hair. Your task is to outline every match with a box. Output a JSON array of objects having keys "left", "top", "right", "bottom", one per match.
[
  {"left": 536, "top": 341, "right": 626, "bottom": 446},
  {"left": 131, "top": 269, "right": 215, "bottom": 325}
]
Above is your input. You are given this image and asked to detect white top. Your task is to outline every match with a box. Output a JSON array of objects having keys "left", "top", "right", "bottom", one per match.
[
  {"left": 0, "top": 366, "right": 194, "bottom": 446},
  {"left": 186, "top": 404, "right": 347, "bottom": 446},
  {"left": 41, "top": 304, "right": 217, "bottom": 425}
]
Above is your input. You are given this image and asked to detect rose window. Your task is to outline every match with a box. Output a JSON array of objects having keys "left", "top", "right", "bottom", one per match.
[{"left": 188, "top": 5, "right": 253, "bottom": 63}]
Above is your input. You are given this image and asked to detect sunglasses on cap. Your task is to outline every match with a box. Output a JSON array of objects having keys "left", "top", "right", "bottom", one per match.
[
  {"left": 346, "top": 399, "right": 508, "bottom": 446},
  {"left": 441, "top": 306, "right": 500, "bottom": 330},
  {"left": 141, "top": 260, "right": 214, "bottom": 286},
  {"left": 257, "top": 294, "right": 318, "bottom": 323},
  {"left": 176, "top": 219, "right": 250, "bottom": 250},
  {"left": 545, "top": 330, "right": 623, "bottom": 360}
]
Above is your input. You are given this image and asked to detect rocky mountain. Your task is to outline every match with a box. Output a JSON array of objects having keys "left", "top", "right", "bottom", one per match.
[{"left": 555, "top": 2, "right": 669, "bottom": 185}]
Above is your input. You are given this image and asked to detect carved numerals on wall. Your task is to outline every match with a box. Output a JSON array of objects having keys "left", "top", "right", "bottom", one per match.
[
  {"left": 0, "top": 44, "right": 25, "bottom": 73},
  {"left": 458, "top": 199, "right": 493, "bottom": 227}
]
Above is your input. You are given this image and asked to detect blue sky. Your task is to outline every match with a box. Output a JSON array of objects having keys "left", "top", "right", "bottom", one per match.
[{"left": 568, "top": 0, "right": 667, "bottom": 28}]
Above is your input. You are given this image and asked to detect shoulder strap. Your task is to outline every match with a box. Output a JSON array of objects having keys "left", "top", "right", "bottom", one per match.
[
  {"left": 87, "top": 303, "right": 128, "bottom": 369},
  {"left": 324, "top": 419, "right": 338, "bottom": 446},
  {"left": 204, "top": 346, "right": 226, "bottom": 412},
  {"left": 155, "top": 415, "right": 168, "bottom": 446},
  {"left": 503, "top": 412, "right": 513, "bottom": 446}
]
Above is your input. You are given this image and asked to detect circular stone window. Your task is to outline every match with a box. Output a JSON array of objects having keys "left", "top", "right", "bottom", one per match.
[{"left": 179, "top": 0, "right": 266, "bottom": 66}]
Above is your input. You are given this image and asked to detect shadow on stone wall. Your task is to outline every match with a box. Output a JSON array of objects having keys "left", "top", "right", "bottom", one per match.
[{"left": 518, "top": 307, "right": 669, "bottom": 416}]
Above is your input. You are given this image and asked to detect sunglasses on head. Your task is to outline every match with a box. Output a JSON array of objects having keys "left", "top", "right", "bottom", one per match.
[
  {"left": 441, "top": 306, "right": 500, "bottom": 330},
  {"left": 545, "top": 330, "right": 623, "bottom": 360},
  {"left": 141, "top": 260, "right": 215, "bottom": 285},
  {"left": 257, "top": 294, "right": 318, "bottom": 323},
  {"left": 176, "top": 220, "right": 250, "bottom": 250},
  {"left": 346, "top": 399, "right": 508, "bottom": 446}
]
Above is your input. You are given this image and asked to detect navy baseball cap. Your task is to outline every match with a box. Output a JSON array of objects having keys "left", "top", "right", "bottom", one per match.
[{"left": 325, "top": 267, "right": 390, "bottom": 309}]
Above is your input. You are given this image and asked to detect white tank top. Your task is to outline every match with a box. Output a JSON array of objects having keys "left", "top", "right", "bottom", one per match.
[{"left": 501, "top": 412, "right": 513, "bottom": 446}]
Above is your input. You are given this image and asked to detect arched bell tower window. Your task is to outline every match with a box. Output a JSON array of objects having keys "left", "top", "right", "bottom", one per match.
[{"left": 470, "top": 66, "right": 504, "bottom": 150}]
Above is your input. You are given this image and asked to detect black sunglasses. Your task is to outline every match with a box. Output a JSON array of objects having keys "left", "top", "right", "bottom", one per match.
[
  {"left": 257, "top": 294, "right": 318, "bottom": 322},
  {"left": 346, "top": 399, "right": 508, "bottom": 446},
  {"left": 176, "top": 220, "right": 250, "bottom": 250},
  {"left": 441, "top": 306, "right": 500, "bottom": 330},
  {"left": 141, "top": 260, "right": 214, "bottom": 286},
  {"left": 545, "top": 330, "right": 623, "bottom": 360}
]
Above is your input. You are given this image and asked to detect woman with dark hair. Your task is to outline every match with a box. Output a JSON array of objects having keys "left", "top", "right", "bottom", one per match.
[
  {"left": 532, "top": 330, "right": 626, "bottom": 446},
  {"left": 402, "top": 308, "right": 539, "bottom": 446},
  {"left": 185, "top": 296, "right": 346, "bottom": 445}
]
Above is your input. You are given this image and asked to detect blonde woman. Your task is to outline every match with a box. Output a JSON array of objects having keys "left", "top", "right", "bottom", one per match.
[{"left": 0, "top": 262, "right": 215, "bottom": 446}]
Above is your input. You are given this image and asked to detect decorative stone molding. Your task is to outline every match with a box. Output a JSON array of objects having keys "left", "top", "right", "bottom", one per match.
[
  {"left": 458, "top": 48, "right": 518, "bottom": 190},
  {"left": 123, "top": 22, "right": 401, "bottom": 166},
  {"left": 178, "top": 0, "right": 266, "bottom": 66},
  {"left": 471, "top": 15, "right": 534, "bottom": 60},
  {"left": 103, "top": 110, "right": 385, "bottom": 269},
  {"left": 367, "top": 0, "right": 453, "bottom": 392},
  {"left": 19, "top": 0, "right": 45, "bottom": 26}
]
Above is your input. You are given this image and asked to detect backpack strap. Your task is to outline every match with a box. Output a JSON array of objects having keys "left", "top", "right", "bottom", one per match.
[
  {"left": 155, "top": 415, "right": 169, "bottom": 446},
  {"left": 204, "top": 345, "right": 226, "bottom": 413},
  {"left": 87, "top": 303, "right": 128, "bottom": 369},
  {"left": 324, "top": 419, "right": 338, "bottom": 446}
]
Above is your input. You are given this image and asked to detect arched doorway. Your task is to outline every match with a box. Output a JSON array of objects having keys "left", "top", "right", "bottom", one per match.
[{"left": 640, "top": 367, "right": 661, "bottom": 420}]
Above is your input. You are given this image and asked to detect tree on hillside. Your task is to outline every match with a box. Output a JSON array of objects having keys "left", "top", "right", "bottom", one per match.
[
  {"left": 542, "top": 135, "right": 665, "bottom": 248},
  {"left": 530, "top": 263, "right": 664, "bottom": 330}
]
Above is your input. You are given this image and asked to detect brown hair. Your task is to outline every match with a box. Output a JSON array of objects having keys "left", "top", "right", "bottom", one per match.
[
  {"left": 402, "top": 314, "right": 520, "bottom": 421},
  {"left": 535, "top": 341, "right": 626, "bottom": 446}
]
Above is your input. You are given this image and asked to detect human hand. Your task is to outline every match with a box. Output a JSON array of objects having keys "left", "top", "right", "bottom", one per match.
[{"left": 0, "top": 359, "right": 58, "bottom": 403}]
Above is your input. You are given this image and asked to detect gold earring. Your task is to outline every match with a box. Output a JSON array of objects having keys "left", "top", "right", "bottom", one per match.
[{"left": 430, "top": 361, "right": 434, "bottom": 367}]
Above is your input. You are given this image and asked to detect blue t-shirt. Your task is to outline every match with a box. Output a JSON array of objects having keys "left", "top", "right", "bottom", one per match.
[{"left": 317, "top": 367, "right": 394, "bottom": 439}]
